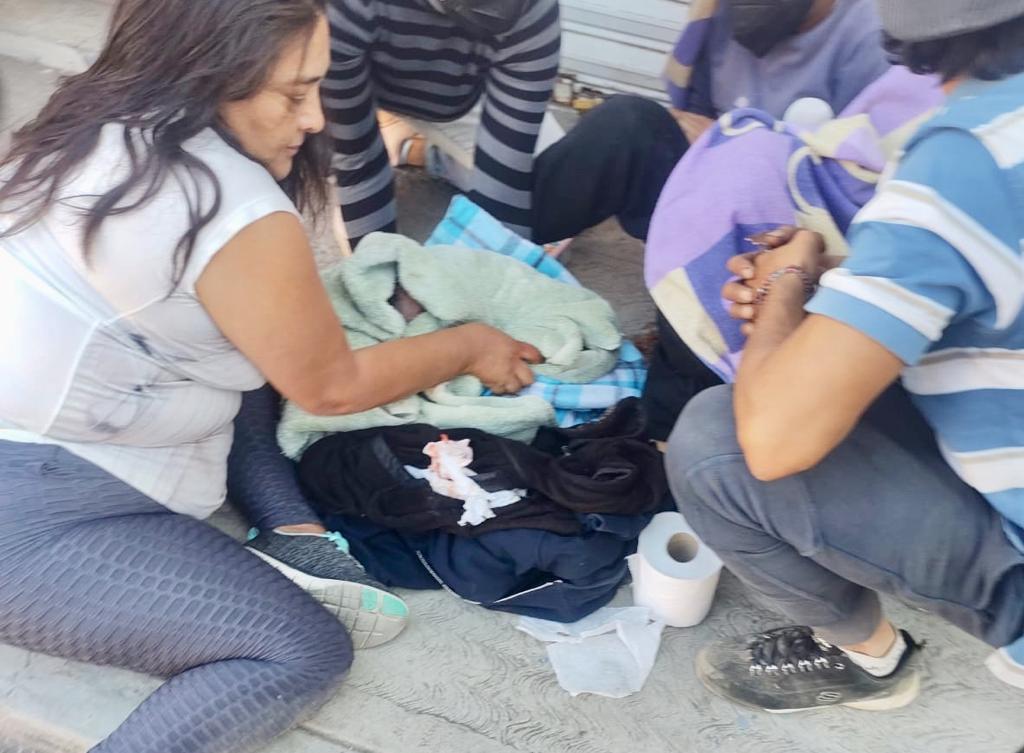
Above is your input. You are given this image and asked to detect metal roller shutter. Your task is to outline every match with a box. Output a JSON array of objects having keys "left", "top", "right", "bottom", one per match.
[{"left": 559, "top": 0, "right": 688, "bottom": 102}]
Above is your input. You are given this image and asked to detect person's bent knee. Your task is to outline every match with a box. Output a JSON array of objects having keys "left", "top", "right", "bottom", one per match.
[
  {"left": 666, "top": 385, "right": 739, "bottom": 472},
  {"left": 283, "top": 610, "right": 354, "bottom": 693},
  {"left": 307, "top": 616, "right": 354, "bottom": 680},
  {"left": 589, "top": 94, "right": 675, "bottom": 133},
  {"left": 665, "top": 385, "right": 742, "bottom": 516}
]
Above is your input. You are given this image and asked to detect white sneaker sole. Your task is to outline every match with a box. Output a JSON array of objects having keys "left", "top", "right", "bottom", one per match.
[
  {"left": 985, "top": 648, "right": 1024, "bottom": 690},
  {"left": 247, "top": 548, "right": 409, "bottom": 650},
  {"left": 697, "top": 649, "right": 921, "bottom": 714},
  {"left": 765, "top": 670, "right": 921, "bottom": 714},
  {"left": 841, "top": 670, "right": 921, "bottom": 711}
]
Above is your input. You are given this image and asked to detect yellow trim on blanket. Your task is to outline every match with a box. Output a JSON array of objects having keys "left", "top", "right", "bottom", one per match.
[
  {"left": 664, "top": 0, "right": 718, "bottom": 88},
  {"left": 799, "top": 115, "right": 874, "bottom": 159},
  {"left": 651, "top": 271, "right": 729, "bottom": 369},
  {"left": 665, "top": 58, "right": 694, "bottom": 89},
  {"left": 719, "top": 114, "right": 767, "bottom": 138},
  {"left": 787, "top": 146, "right": 851, "bottom": 257},
  {"left": 883, "top": 110, "right": 939, "bottom": 158}
]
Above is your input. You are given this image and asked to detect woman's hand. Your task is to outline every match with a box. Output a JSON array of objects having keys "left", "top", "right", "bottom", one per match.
[
  {"left": 197, "top": 213, "right": 546, "bottom": 415},
  {"left": 461, "top": 323, "right": 543, "bottom": 395}
]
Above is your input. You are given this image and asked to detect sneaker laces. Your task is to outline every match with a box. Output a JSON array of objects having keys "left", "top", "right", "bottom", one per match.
[
  {"left": 748, "top": 626, "right": 845, "bottom": 676},
  {"left": 318, "top": 531, "right": 377, "bottom": 579},
  {"left": 321, "top": 530, "right": 351, "bottom": 554},
  {"left": 251, "top": 527, "right": 353, "bottom": 556}
]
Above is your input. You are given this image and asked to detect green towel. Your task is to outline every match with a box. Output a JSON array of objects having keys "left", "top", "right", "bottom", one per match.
[{"left": 277, "top": 233, "right": 623, "bottom": 459}]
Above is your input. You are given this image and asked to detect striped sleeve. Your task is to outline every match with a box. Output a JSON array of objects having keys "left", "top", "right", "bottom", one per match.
[
  {"left": 470, "top": 0, "right": 560, "bottom": 239},
  {"left": 806, "top": 129, "right": 1024, "bottom": 364},
  {"left": 324, "top": 0, "right": 398, "bottom": 242}
]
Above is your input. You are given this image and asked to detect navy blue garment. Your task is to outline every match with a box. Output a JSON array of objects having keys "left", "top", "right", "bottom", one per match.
[
  {"left": 229, "top": 385, "right": 660, "bottom": 620},
  {"left": 301, "top": 398, "right": 670, "bottom": 622},
  {"left": 642, "top": 312, "right": 724, "bottom": 442},
  {"left": 324, "top": 512, "right": 657, "bottom": 623},
  {"left": 532, "top": 95, "right": 689, "bottom": 244}
]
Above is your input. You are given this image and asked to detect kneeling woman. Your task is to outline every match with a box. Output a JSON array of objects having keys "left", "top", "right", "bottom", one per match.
[{"left": 0, "top": 1, "right": 539, "bottom": 751}]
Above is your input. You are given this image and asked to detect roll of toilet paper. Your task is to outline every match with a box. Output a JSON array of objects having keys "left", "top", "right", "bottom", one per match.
[{"left": 628, "top": 512, "right": 723, "bottom": 628}]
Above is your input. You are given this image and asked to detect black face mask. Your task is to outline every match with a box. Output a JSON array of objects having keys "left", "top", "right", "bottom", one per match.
[
  {"left": 727, "top": 0, "right": 815, "bottom": 57},
  {"left": 436, "top": 0, "right": 530, "bottom": 39}
]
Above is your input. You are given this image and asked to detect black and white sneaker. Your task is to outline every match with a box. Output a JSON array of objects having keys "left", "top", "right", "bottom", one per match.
[
  {"left": 696, "top": 625, "right": 921, "bottom": 713},
  {"left": 246, "top": 528, "right": 409, "bottom": 649}
]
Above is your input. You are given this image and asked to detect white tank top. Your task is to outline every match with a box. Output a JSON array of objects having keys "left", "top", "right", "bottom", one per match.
[{"left": 0, "top": 124, "right": 300, "bottom": 518}]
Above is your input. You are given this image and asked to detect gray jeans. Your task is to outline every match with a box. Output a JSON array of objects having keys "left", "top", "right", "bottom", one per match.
[{"left": 666, "top": 385, "right": 1024, "bottom": 647}]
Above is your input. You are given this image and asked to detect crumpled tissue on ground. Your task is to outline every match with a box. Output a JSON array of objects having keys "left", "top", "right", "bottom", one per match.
[{"left": 517, "top": 606, "right": 664, "bottom": 698}]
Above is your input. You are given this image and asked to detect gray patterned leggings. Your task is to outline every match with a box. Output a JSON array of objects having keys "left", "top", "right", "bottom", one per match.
[{"left": 0, "top": 437, "right": 352, "bottom": 753}]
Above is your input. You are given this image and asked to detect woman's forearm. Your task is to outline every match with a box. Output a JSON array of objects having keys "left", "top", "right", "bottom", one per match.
[{"left": 297, "top": 325, "right": 480, "bottom": 415}]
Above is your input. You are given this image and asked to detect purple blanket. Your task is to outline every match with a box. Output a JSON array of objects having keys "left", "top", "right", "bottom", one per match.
[
  {"left": 664, "top": 0, "right": 719, "bottom": 111},
  {"left": 644, "top": 67, "right": 944, "bottom": 381}
]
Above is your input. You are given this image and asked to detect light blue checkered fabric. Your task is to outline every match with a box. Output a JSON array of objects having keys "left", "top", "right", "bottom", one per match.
[
  {"left": 426, "top": 196, "right": 646, "bottom": 426},
  {"left": 527, "top": 341, "right": 646, "bottom": 427},
  {"left": 427, "top": 195, "right": 579, "bottom": 286}
]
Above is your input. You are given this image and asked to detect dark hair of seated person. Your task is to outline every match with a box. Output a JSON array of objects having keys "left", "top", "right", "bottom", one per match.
[{"left": 885, "top": 12, "right": 1024, "bottom": 83}]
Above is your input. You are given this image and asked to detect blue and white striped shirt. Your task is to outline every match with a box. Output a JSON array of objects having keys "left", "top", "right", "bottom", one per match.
[{"left": 807, "top": 72, "right": 1024, "bottom": 553}]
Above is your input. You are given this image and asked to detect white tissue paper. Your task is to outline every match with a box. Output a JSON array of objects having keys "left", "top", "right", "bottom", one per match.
[
  {"left": 518, "top": 607, "right": 665, "bottom": 698},
  {"left": 404, "top": 435, "right": 525, "bottom": 526},
  {"left": 628, "top": 512, "right": 722, "bottom": 627}
]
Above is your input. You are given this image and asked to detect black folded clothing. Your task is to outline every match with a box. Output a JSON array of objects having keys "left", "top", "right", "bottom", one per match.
[{"left": 298, "top": 398, "right": 667, "bottom": 537}]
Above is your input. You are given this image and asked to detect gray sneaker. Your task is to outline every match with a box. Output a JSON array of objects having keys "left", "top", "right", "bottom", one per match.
[
  {"left": 246, "top": 529, "right": 409, "bottom": 649},
  {"left": 696, "top": 625, "right": 921, "bottom": 713}
]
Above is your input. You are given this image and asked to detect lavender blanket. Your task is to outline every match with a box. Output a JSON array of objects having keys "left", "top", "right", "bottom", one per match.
[
  {"left": 644, "top": 67, "right": 944, "bottom": 381},
  {"left": 663, "top": 0, "right": 719, "bottom": 111}
]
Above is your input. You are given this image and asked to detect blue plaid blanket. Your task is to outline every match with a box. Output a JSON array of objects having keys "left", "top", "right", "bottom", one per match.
[
  {"left": 427, "top": 196, "right": 647, "bottom": 427},
  {"left": 427, "top": 195, "right": 580, "bottom": 286},
  {"left": 528, "top": 341, "right": 646, "bottom": 427}
]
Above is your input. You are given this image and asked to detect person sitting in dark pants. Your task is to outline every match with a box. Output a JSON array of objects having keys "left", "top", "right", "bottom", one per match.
[
  {"left": 531, "top": 0, "right": 891, "bottom": 441},
  {"left": 530, "top": 0, "right": 890, "bottom": 246},
  {"left": 666, "top": 1, "right": 1024, "bottom": 712}
]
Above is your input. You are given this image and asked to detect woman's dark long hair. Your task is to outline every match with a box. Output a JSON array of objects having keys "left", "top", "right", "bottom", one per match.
[{"left": 0, "top": 0, "right": 330, "bottom": 283}]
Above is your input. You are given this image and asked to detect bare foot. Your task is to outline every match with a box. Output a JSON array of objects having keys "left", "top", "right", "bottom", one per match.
[{"left": 275, "top": 523, "right": 327, "bottom": 535}]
